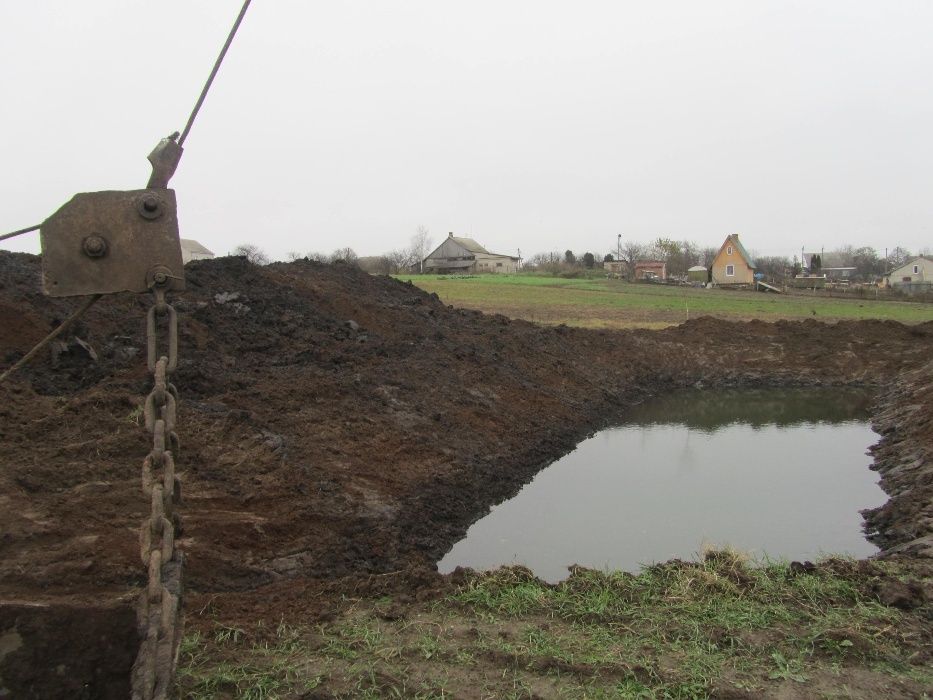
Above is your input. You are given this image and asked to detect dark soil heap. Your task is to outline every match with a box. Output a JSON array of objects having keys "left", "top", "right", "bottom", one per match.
[
  {"left": 2, "top": 251, "right": 933, "bottom": 699},
  {"left": 1, "top": 251, "right": 931, "bottom": 596}
]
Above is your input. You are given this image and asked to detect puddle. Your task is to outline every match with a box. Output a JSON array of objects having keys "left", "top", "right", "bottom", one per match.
[{"left": 438, "top": 388, "right": 886, "bottom": 582}]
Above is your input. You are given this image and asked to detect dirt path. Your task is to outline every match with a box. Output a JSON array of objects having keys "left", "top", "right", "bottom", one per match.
[{"left": 1, "top": 252, "right": 931, "bottom": 698}]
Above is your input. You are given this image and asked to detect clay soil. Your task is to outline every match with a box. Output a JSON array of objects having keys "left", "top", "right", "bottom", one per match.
[{"left": 1, "top": 251, "right": 931, "bottom": 698}]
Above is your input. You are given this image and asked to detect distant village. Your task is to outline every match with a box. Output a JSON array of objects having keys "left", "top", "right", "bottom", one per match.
[
  {"left": 389, "top": 232, "right": 930, "bottom": 296},
  {"left": 185, "top": 231, "right": 931, "bottom": 296}
]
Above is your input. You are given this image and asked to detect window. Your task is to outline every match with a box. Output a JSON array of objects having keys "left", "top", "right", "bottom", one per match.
[
  {"left": 914, "top": 265, "right": 920, "bottom": 274},
  {"left": 727, "top": 246, "right": 733, "bottom": 255},
  {"left": 496, "top": 262, "right": 503, "bottom": 267},
  {"left": 726, "top": 264, "right": 735, "bottom": 276}
]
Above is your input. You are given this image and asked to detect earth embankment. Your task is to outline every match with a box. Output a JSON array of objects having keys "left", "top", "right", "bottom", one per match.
[{"left": 1, "top": 252, "right": 931, "bottom": 598}]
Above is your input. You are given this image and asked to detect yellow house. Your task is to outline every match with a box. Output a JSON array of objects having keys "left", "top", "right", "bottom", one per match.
[{"left": 711, "top": 234, "right": 756, "bottom": 286}]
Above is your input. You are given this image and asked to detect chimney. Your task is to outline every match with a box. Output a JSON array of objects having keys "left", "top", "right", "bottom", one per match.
[{"left": 449, "top": 232, "right": 453, "bottom": 238}]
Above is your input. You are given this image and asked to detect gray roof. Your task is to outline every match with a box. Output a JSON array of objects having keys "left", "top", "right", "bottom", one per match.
[{"left": 449, "top": 236, "right": 490, "bottom": 254}]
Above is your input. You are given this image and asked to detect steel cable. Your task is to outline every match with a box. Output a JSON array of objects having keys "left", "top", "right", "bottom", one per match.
[
  {"left": 3, "top": 0, "right": 252, "bottom": 238},
  {"left": 178, "top": 0, "right": 253, "bottom": 148},
  {"left": 0, "top": 224, "right": 41, "bottom": 242},
  {"left": 0, "top": 294, "right": 102, "bottom": 383}
]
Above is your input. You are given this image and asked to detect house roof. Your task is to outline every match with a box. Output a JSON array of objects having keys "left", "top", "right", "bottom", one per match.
[
  {"left": 721, "top": 234, "right": 757, "bottom": 269},
  {"left": 180, "top": 238, "right": 214, "bottom": 256},
  {"left": 425, "top": 233, "right": 519, "bottom": 262},
  {"left": 688, "top": 265, "right": 707, "bottom": 272},
  {"left": 449, "top": 236, "right": 490, "bottom": 255},
  {"left": 888, "top": 255, "right": 933, "bottom": 275}
]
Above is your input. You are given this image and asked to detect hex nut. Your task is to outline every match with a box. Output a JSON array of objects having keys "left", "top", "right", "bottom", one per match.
[
  {"left": 136, "top": 194, "right": 163, "bottom": 220},
  {"left": 82, "top": 235, "right": 108, "bottom": 258}
]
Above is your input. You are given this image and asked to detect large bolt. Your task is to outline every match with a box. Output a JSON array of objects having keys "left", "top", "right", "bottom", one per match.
[
  {"left": 137, "top": 194, "right": 163, "bottom": 220},
  {"left": 82, "top": 235, "right": 108, "bottom": 258}
]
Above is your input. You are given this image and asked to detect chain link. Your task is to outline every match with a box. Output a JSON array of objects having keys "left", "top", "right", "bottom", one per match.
[{"left": 132, "top": 287, "right": 184, "bottom": 700}]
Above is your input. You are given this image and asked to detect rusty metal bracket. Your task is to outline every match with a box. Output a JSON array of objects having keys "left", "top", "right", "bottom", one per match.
[
  {"left": 147, "top": 133, "right": 183, "bottom": 189},
  {"left": 40, "top": 189, "right": 185, "bottom": 297}
]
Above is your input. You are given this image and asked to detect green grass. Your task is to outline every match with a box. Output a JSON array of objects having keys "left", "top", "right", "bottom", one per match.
[
  {"left": 451, "top": 555, "right": 924, "bottom": 693},
  {"left": 395, "top": 274, "right": 933, "bottom": 328},
  {"left": 176, "top": 552, "right": 931, "bottom": 699}
]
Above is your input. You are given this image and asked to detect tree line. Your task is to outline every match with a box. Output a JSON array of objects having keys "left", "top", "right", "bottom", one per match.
[
  {"left": 527, "top": 238, "right": 921, "bottom": 283},
  {"left": 231, "top": 226, "right": 435, "bottom": 274},
  {"left": 231, "top": 233, "right": 921, "bottom": 284}
]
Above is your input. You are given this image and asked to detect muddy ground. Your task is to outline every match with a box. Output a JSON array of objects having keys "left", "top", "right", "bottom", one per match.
[{"left": 0, "top": 251, "right": 931, "bottom": 698}]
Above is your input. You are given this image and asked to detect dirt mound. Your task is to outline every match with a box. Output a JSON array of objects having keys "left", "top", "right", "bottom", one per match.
[
  {"left": 1, "top": 251, "right": 932, "bottom": 599},
  {"left": 2, "top": 251, "right": 933, "bottom": 698}
]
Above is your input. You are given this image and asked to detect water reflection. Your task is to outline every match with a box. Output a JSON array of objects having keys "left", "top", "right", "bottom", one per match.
[
  {"left": 438, "top": 388, "right": 885, "bottom": 583},
  {"left": 623, "top": 387, "right": 874, "bottom": 431}
]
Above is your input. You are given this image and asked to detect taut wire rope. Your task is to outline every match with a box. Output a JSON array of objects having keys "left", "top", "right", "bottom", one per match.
[
  {"left": 178, "top": 0, "right": 253, "bottom": 148},
  {"left": 0, "top": 224, "right": 41, "bottom": 242}
]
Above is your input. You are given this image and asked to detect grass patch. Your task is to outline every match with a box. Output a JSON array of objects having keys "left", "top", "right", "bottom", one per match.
[
  {"left": 395, "top": 274, "right": 933, "bottom": 328},
  {"left": 177, "top": 553, "right": 931, "bottom": 699}
]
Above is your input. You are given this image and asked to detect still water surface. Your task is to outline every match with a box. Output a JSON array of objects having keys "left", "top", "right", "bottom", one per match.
[{"left": 438, "top": 389, "right": 886, "bottom": 582}]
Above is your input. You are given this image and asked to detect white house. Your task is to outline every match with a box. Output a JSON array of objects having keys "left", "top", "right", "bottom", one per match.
[
  {"left": 180, "top": 239, "right": 215, "bottom": 264},
  {"left": 886, "top": 256, "right": 932, "bottom": 291}
]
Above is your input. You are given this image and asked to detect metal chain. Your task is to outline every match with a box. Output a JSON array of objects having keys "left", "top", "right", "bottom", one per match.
[{"left": 131, "top": 286, "right": 184, "bottom": 700}]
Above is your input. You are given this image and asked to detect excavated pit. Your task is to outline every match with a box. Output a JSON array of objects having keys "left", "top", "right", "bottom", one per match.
[
  {"left": 1, "top": 251, "right": 931, "bottom": 697},
  {"left": 438, "top": 387, "right": 887, "bottom": 582}
]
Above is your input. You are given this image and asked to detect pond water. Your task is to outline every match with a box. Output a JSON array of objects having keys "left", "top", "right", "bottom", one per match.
[{"left": 437, "top": 388, "right": 887, "bottom": 583}]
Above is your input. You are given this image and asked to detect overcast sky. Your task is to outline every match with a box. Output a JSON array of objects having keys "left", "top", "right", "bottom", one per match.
[{"left": 2, "top": 1, "right": 931, "bottom": 263}]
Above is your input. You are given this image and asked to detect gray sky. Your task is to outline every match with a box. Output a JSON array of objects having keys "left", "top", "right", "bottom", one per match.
[{"left": 2, "top": 1, "right": 931, "bottom": 262}]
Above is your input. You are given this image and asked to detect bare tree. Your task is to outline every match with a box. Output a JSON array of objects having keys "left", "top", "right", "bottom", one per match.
[
  {"left": 357, "top": 256, "right": 393, "bottom": 275},
  {"left": 888, "top": 246, "right": 912, "bottom": 268},
  {"left": 620, "top": 241, "right": 645, "bottom": 278},
  {"left": 527, "top": 251, "right": 562, "bottom": 274},
  {"left": 700, "top": 247, "right": 718, "bottom": 267},
  {"left": 755, "top": 255, "right": 792, "bottom": 283},
  {"left": 410, "top": 225, "right": 433, "bottom": 273},
  {"left": 646, "top": 237, "right": 698, "bottom": 278},
  {"left": 231, "top": 243, "right": 270, "bottom": 265},
  {"left": 329, "top": 247, "right": 358, "bottom": 265},
  {"left": 387, "top": 248, "right": 415, "bottom": 273},
  {"left": 852, "top": 246, "right": 883, "bottom": 281}
]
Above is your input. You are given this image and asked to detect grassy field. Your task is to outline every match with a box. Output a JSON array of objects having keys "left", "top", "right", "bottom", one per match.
[
  {"left": 397, "top": 274, "right": 933, "bottom": 329},
  {"left": 178, "top": 553, "right": 931, "bottom": 699}
]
